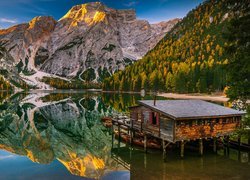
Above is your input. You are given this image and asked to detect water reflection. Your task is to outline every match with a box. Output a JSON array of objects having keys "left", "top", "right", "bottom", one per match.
[
  {"left": 111, "top": 147, "right": 250, "bottom": 179},
  {"left": 0, "top": 91, "right": 249, "bottom": 179},
  {"left": 0, "top": 92, "right": 126, "bottom": 179}
]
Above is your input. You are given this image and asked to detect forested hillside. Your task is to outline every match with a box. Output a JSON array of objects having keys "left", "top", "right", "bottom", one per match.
[
  {"left": 0, "top": 76, "right": 12, "bottom": 91},
  {"left": 103, "top": 0, "right": 249, "bottom": 93}
]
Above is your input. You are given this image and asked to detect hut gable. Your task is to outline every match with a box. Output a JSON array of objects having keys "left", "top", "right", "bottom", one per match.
[{"left": 138, "top": 100, "right": 245, "bottom": 120}]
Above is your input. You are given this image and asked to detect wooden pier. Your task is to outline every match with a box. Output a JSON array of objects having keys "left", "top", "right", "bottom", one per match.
[{"left": 110, "top": 100, "right": 245, "bottom": 159}]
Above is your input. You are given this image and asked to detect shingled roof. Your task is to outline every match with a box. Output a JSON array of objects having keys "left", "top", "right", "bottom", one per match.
[{"left": 138, "top": 100, "right": 246, "bottom": 120}]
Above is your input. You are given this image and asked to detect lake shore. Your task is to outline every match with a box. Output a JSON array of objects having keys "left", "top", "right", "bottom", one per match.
[
  {"left": 1, "top": 89, "right": 230, "bottom": 102},
  {"left": 158, "top": 93, "right": 229, "bottom": 102}
]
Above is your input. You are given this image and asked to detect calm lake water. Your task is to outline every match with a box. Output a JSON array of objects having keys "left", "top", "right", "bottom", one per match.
[{"left": 0, "top": 91, "right": 249, "bottom": 180}]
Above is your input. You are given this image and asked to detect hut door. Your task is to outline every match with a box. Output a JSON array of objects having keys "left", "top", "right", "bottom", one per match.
[{"left": 151, "top": 112, "right": 158, "bottom": 125}]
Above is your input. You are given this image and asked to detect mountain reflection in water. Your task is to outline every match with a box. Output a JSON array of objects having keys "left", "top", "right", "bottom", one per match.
[
  {"left": 0, "top": 91, "right": 131, "bottom": 179},
  {"left": 0, "top": 91, "right": 249, "bottom": 180}
]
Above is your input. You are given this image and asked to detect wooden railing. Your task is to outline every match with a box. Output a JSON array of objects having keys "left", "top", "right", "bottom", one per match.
[{"left": 132, "top": 120, "right": 160, "bottom": 137}]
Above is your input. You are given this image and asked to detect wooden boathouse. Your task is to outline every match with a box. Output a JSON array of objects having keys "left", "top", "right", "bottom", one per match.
[{"left": 111, "top": 100, "right": 246, "bottom": 158}]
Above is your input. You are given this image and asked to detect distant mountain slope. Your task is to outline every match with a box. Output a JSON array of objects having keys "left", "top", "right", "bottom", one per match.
[
  {"left": 0, "top": 2, "right": 179, "bottom": 89},
  {"left": 103, "top": 0, "right": 249, "bottom": 93}
]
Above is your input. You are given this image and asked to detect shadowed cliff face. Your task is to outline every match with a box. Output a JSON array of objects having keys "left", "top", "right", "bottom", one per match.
[
  {"left": 0, "top": 46, "right": 29, "bottom": 89},
  {"left": 0, "top": 92, "right": 124, "bottom": 178}
]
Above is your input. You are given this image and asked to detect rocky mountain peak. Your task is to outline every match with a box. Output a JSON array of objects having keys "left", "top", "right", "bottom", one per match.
[
  {"left": 28, "top": 16, "right": 56, "bottom": 31},
  {"left": 26, "top": 16, "right": 57, "bottom": 43},
  {"left": 0, "top": 24, "right": 28, "bottom": 36},
  {"left": 59, "top": 2, "right": 108, "bottom": 27},
  {"left": 59, "top": 2, "right": 136, "bottom": 27}
]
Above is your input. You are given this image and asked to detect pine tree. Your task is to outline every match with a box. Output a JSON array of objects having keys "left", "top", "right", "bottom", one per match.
[
  {"left": 223, "top": 7, "right": 250, "bottom": 144},
  {"left": 224, "top": 13, "right": 250, "bottom": 102}
]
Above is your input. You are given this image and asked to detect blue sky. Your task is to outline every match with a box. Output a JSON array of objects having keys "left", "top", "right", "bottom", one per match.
[{"left": 0, "top": 0, "right": 203, "bottom": 29}]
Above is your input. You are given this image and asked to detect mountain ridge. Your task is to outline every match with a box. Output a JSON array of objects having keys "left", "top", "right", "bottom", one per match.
[{"left": 0, "top": 2, "right": 179, "bottom": 90}]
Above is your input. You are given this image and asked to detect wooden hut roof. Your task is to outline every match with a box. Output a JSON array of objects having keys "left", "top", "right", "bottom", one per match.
[{"left": 138, "top": 100, "right": 246, "bottom": 120}]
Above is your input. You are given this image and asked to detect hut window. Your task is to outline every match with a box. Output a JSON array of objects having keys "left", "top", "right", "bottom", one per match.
[{"left": 143, "top": 111, "right": 150, "bottom": 124}]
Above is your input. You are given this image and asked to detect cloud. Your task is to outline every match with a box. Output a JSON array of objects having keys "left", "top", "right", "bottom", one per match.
[
  {"left": 0, "top": 18, "right": 18, "bottom": 24},
  {"left": 124, "top": 1, "right": 139, "bottom": 7},
  {"left": 0, "top": 155, "right": 15, "bottom": 160},
  {"left": 18, "top": 3, "right": 48, "bottom": 15}
]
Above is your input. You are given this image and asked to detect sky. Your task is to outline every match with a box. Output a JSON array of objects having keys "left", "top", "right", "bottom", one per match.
[{"left": 0, "top": 0, "right": 204, "bottom": 29}]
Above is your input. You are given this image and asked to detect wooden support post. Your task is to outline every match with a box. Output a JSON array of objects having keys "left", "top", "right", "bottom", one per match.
[
  {"left": 238, "top": 149, "right": 241, "bottom": 162},
  {"left": 223, "top": 136, "right": 227, "bottom": 155},
  {"left": 162, "top": 140, "right": 171, "bottom": 161},
  {"left": 144, "top": 134, "right": 147, "bottom": 153},
  {"left": 144, "top": 153, "right": 147, "bottom": 168},
  {"left": 227, "top": 136, "right": 230, "bottom": 156},
  {"left": 237, "top": 135, "right": 241, "bottom": 161},
  {"left": 159, "top": 119, "right": 161, "bottom": 137},
  {"left": 111, "top": 124, "right": 114, "bottom": 150},
  {"left": 130, "top": 130, "right": 133, "bottom": 145},
  {"left": 130, "top": 119, "right": 134, "bottom": 145},
  {"left": 199, "top": 139, "right": 203, "bottom": 156},
  {"left": 180, "top": 140, "right": 184, "bottom": 158},
  {"left": 213, "top": 137, "right": 217, "bottom": 153},
  {"left": 176, "top": 141, "right": 179, "bottom": 148},
  {"left": 162, "top": 140, "right": 166, "bottom": 154},
  {"left": 162, "top": 140, "right": 166, "bottom": 160},
  {"left": 238, "top": 135, "right": 241, "bottom": 150},
  {"left": 129, "top": 145, "right": 132, "bottom": 160},
  {"left": 118, "top": 124, "right": 121, "bottom": 148}
]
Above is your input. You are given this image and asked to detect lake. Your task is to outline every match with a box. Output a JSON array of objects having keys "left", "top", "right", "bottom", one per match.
[{"left": 0, "top": 91, "right": 249, "bottom": 180}]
